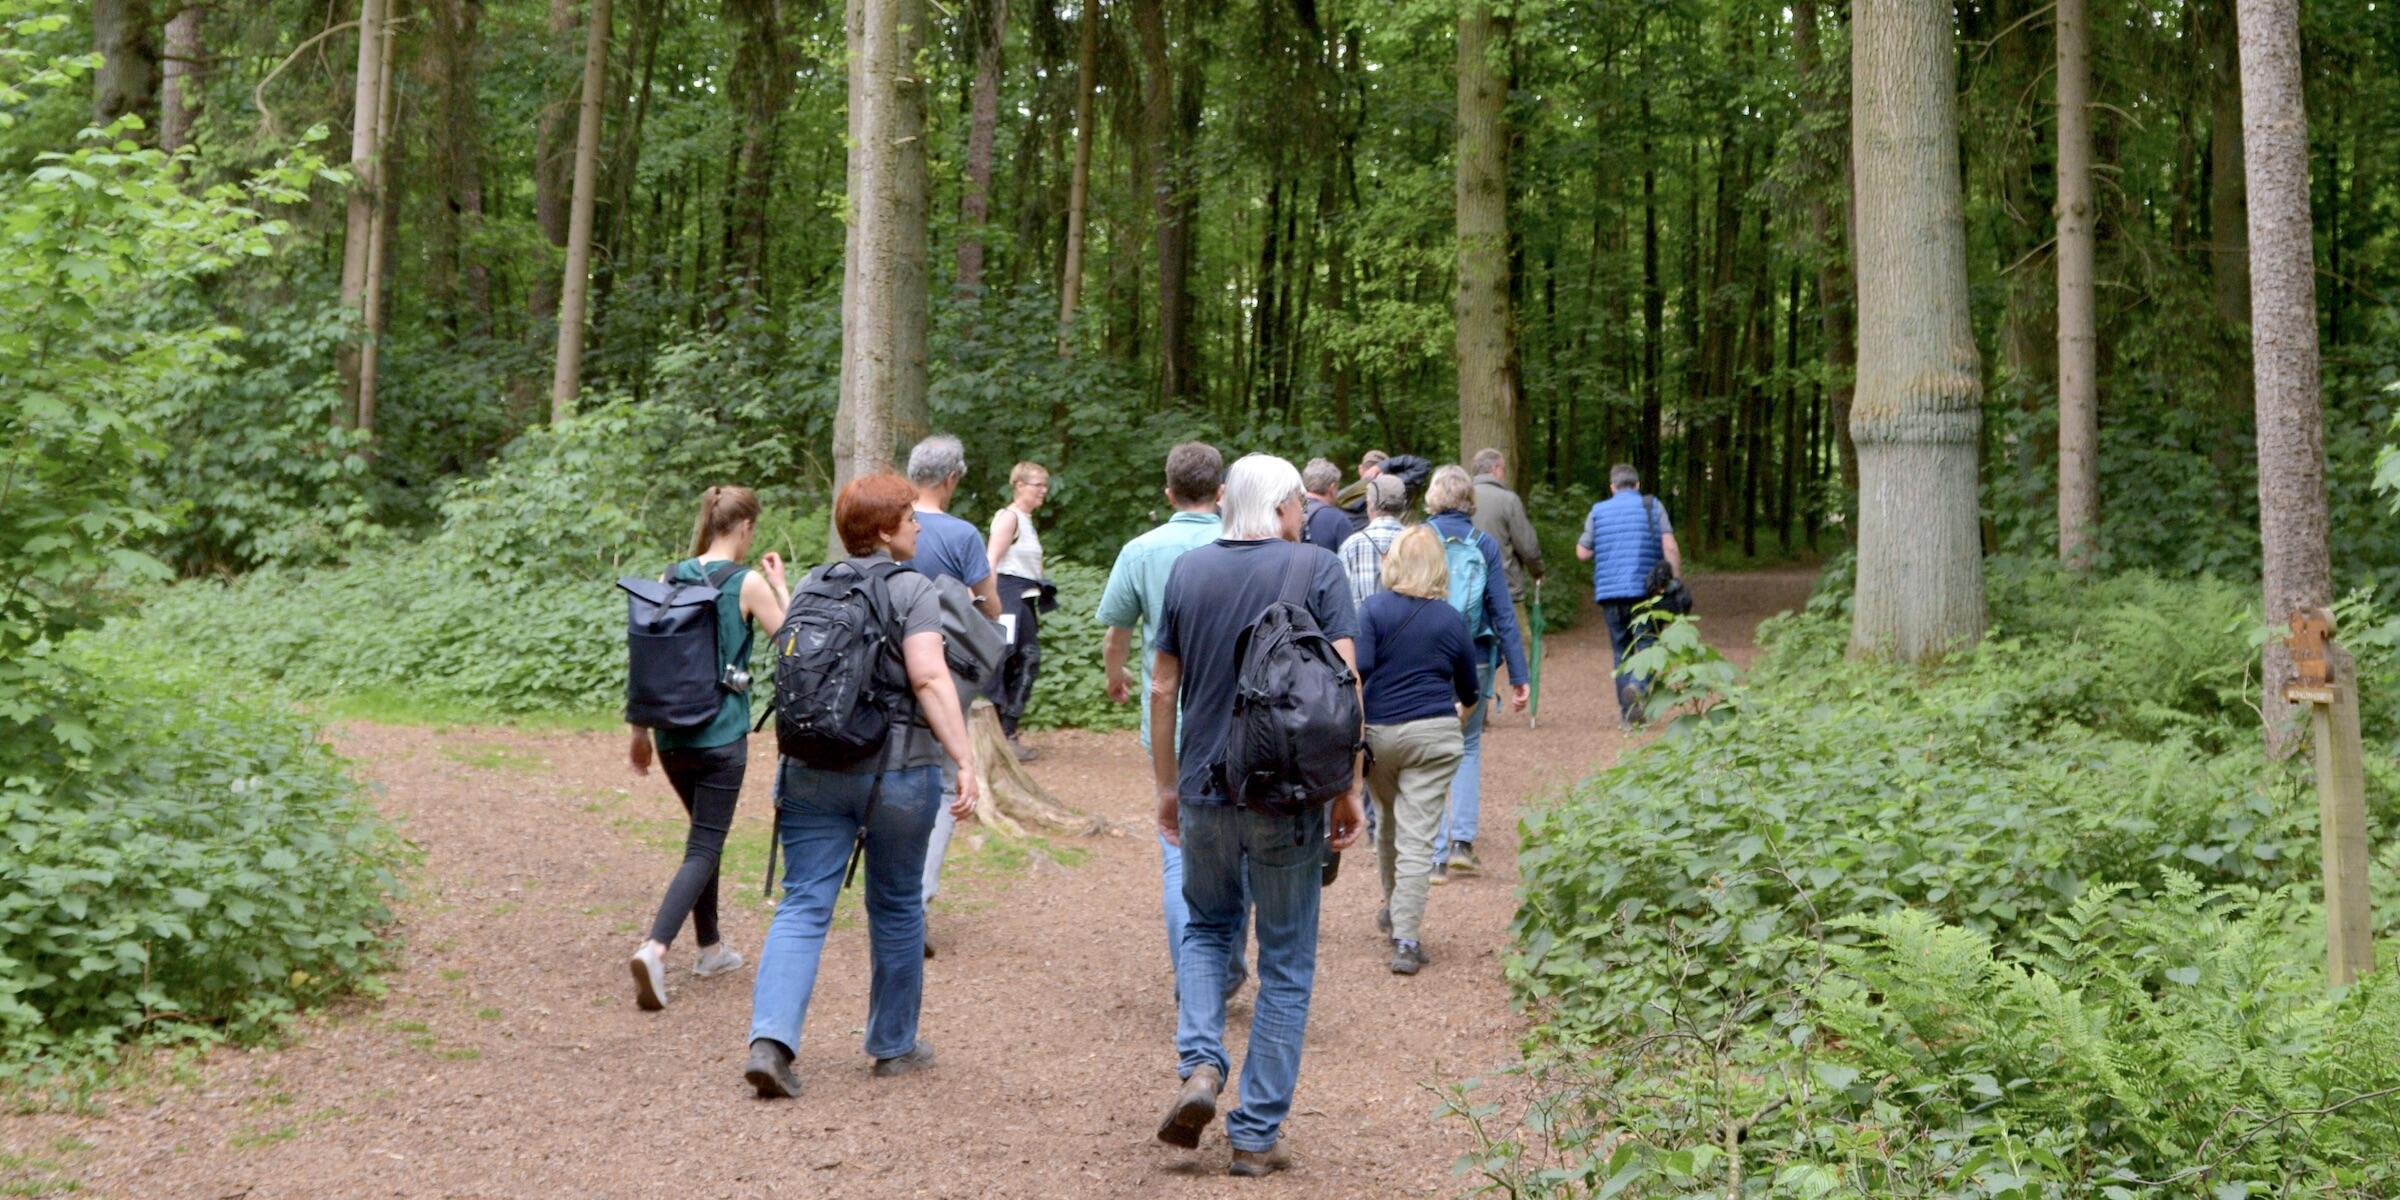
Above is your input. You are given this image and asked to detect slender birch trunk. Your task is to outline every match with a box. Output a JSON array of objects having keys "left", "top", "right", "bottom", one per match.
[
  {"left": 335, "top": 0, "right": 388, "bottom": 426},
  {"left": 550, "top": 0, "right": 612, "bottom": 422},
  {"left": 2055, "top": 0, "right": 2099, "bottom": 568}
]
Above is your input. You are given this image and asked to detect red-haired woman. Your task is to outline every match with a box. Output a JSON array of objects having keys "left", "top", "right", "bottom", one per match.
[
  {"left": 626, "top": 485, "right": 790, "bottom": 1011},
  {"left": 743, "top": 473, "right": 981, "bottom": 1099}
]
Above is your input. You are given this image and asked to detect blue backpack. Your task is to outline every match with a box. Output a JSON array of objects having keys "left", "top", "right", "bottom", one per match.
[
  {"left": 619, "top": 560, "right": 744, "bottom": 730},
  {"left": 1439, "top": 530, "right": 1491, "bottom": 643}
]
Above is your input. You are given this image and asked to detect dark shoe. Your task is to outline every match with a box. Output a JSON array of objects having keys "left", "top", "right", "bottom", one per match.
[
  {"left": 1390, "top": 939, "right": 1426, "bottom": 975},
  {"left": 923, "top": 935, "right": 936, "bottom": 960},
  {"left": 744, "top": 1039, "right": 802, "bottom": 1099},
  {"left": 871, "top": 1039, "right": 935, "bottom": 1078},
  {"left": 1008, "top": 736, "right": 1041, "bottom": 762},
  {"left": 1376, "top": 905, "right": 1392, "bottom": 936},
  {"left": 1156, "top": 1065, "right": 1221, "bottom": 1149},
  {"left": 1429, "top": 863, "right": 1450, "bottom": 887},
  {"left": 1228, "top": 1140, "right": 1293, "bottom": 1177},
  {"left": 1449, "top": 842, "right": 1481, "bottom": 875}
]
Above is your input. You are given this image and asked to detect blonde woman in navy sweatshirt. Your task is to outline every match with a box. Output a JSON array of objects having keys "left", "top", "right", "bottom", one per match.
[{"left": 1353, "top": 525, "right": 1481, "bottom": 975}]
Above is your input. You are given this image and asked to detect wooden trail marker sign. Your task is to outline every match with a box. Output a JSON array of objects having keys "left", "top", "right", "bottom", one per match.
[{"left": 2284, "top": 610, "right": 2374, "bottom": 986}]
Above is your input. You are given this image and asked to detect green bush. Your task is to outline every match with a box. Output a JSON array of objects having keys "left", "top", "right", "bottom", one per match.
[
  {"left": 1477, "top": 564, "right": 2400, "bottom": 1197},
  {"left": 0, "top": 654, "right": 404, "bottom": 1071},
  {"left": 1021, "top": 560, "right": 1136, "bottom": 733}
]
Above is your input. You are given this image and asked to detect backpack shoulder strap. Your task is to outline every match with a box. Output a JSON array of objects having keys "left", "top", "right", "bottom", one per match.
[
  {"left": 1276, "top": 547, "right": 1313, "bottom": 610},
  {"left": 1644, "top": 496, "right": 1661, "bottom": 540}
]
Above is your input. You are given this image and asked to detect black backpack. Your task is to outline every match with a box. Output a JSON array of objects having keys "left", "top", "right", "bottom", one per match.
[
  {"left": 770, "top": 559, "right": 914, "bottom": 769},
  {"left": 619, "top": 560, "right": 744, "bottom": 730},
  {"left": 1640, "top": 498, "right": 1695, "bottom": 616},
  {"left": 1220, "top": 553, "right": 1363, "bottom": 815}
]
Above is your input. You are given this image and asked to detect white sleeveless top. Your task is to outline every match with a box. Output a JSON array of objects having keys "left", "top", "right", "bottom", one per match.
[{"left": 992, "top": 507, "right": 1044, "bottom": 580}]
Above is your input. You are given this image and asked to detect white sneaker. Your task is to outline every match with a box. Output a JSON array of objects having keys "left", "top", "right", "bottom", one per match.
[
  {"left": 693, "top": 943, "right": 745, "bottom": 978},
  {"left": 630, "top": 944, "right": 668, "bottom": 1011}
]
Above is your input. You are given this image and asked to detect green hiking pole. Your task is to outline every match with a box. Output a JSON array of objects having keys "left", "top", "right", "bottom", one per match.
[{"left": 1527, "top": 580, "right": 1545, "bottom": 728}]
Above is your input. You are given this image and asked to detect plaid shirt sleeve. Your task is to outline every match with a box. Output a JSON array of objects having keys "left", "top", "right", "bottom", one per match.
[{"left": 1340, "top": 533, "right": 1379, "bottom": 607}]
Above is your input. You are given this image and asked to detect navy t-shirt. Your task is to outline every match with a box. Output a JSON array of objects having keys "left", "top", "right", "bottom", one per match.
[
  {"left": 1355, "top": 592, "right": 1481, "bottom": 726},
  {"left": 911, "top": 508, "right": 991, "bottom": 588},
  {"left": 1302, "top": 498, "right": 1353, "bottom": 555},
  {"left": 1154, "top": 538, "right": 1359, "bottom": 804}
]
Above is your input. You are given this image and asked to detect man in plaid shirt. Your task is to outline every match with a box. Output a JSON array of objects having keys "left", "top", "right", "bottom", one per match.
[{"left": 1338, "top": 474, "right": 1411, "bottom": 606}]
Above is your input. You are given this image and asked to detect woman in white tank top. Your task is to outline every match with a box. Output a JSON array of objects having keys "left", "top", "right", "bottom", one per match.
[{"left": 983, "top": 463, "right": 1051, "bottom": 750}]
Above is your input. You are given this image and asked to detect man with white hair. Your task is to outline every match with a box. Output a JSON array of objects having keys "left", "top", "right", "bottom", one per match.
[
  {"left": 906, "top": 434, "right": 1002, "bottom": 952},
  {"left": 1148, "top": 454, "right": 1365, "bottom": 1177}
]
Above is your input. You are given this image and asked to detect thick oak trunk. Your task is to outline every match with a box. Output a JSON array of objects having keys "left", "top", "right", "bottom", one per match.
[
  {"left": 91, "top": 0, "right": 158, "bottom": 133},
  {"left": 1848, "top": 0, "right": 1986, "bottom": 661},
  {"left": 2235, "top": 0, "right": 2331, "bottom": 751},
  {"left": 831, "top": 0, "right": 932, "bottom": 507},
  {"left": 1455, "top": 0, "right": 1515, "bottom": 469}
]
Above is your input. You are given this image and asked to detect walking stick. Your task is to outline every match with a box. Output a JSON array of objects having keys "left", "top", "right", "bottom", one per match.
[{"left": 1527, "top": 580, "right": 1545, "bottom": 729}]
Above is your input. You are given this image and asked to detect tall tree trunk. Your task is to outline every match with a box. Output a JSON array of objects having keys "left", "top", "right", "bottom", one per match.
[
  {"left": 2235, "top": 0, "right": 2330, "bottom": 751},
  {"left": 832, "top": 0, "right": 932, "bottom": 503},
  {"left": 2055, "top": 0, "right": 2099, "bottom": 568},
  {"left": 1640, "top": 96, "right": 1663, "bottom": 489},
  {"left": 958, "top": 0, "right": 1007, "bottom": 294},
  {"left": 159, "top": 6, "right": 201, "bottom": 151},
  {"left": 2207, "top": 1, "right": 2251, "bottom": 462},
  {"left": 91, "top": 0, "right": 159, "bottom": 134},
  {"left": 357, "top": 13, "right": 399, "bottom": 436},
  {"left": 336, "top": 0, "right": 389, "bottom": 426},
  {"left": 1795, "top": 0, "right": 1857, "bottom": 532},
  {"left": 723, "top": 0, "right": 798, "bottom": 311},
  {"left": 1132, "top": 0, "right": 1194, "bottom": 402},
  {"left": 1848, "top": 0, "right": 1986, "bottom": 661},
  {"left": 429, "top": 0, "right": 491, "bottom": 334},
  {"left": 530, "top": 0, "right": 576, "bottom": 321},
  {"left": 1455, "top": 0, "right": 1515, "bottom": 468},
  {"left": 1056, "top": 0, "right": 1099, "bottom": 346},
  {"left": 549, "top": 0, "right": 611, "bottom": 422},
  {"left": 1779, "top": 268, "right": 1802, "bottom": 550}
]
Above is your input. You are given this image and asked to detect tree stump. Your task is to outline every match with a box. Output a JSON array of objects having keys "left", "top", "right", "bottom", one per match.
[{"left": 966, "top": 699, "right": 1103, "bottom": 838}]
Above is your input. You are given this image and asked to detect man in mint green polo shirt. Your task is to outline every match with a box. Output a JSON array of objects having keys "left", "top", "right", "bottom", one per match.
[{"left": 1099, "top": 441, "right": 1250, "bottom": 998}]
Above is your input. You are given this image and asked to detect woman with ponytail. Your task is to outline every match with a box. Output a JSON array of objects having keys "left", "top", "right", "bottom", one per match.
[{"left": 624, "top": 485, "right": 791, "bottom": 1011}]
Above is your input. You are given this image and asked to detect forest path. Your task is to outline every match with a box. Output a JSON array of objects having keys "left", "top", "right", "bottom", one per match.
[{"left": 9, "top": 566, "right": 1815, "bottom": 1199}]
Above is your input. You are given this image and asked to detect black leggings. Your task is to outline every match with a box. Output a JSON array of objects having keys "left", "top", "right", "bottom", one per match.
[
  {"left": 648, "top": 740, "right": 747, "bottom": 947},
  {"left": 985, "top": 573, "right": 1043, "bottom": 736}
]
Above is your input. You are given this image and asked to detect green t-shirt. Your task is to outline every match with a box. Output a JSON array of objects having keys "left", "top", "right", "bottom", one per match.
[
  {"left": 1093, "top": 510, "right": 1221, "bottom": 752},
  {"left": 653, "top": 558, "right": 753, "bottom": 752}
]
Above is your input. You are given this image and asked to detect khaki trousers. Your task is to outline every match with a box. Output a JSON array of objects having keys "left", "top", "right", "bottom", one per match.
[{"left": 1366, "top": 716, "right": 1466, "bottom": 944}]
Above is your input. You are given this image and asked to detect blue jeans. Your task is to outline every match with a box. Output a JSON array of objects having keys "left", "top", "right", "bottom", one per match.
[
  {"left": 1160, "top": 833, "right": 1251, "bottom": 984},
  {"left": 1436, "top": 659, "right": 1496, "bottom": 863},
  {"left": 1174, "top": 801, "right": 1325, "bottom": 1152},
  {"left": 748, "top": 761, "right": 942, "bottom": 1061},
  {"left": 1599, "top": 599, "right": 1656, "bottom": 721}
]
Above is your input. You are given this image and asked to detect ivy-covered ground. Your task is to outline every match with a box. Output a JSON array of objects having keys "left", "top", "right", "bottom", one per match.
[{"left": 0, "top": 562, "right": 1816, "bottom": 1198}]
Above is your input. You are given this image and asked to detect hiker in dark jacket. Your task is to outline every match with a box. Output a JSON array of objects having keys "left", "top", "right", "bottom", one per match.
[
  {"left": 1148, "top": 453, "right": 1363, "bottom": 1177},
  {"left": 1355, "top": 524, "right": 1478, "bottom": 976}
]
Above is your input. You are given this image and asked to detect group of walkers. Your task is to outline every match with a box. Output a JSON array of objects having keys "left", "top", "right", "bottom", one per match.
[{"left": 612, "top": 435, "right": 1682, "bottom": 1177}]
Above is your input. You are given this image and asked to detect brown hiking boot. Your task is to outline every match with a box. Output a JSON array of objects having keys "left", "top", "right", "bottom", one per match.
[
  {"left": 1449, "top": 842, "right": 1481, "bottom": 875},
  {"left": 1156, "top": 1065, "right": 1221, "bottom": 1149},
  {"left": 1228, "top": 1140, "right": 1292, "bottom": 1177}
]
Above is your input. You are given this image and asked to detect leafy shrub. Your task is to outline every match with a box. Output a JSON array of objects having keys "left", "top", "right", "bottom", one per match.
[
  {"left": 1482, "top": 563, "right": 2400, "bottom": 1197},
  {"left": 0, "top": 652, "right": 404, "bottom": 1070},
  {"left": 1021, "top": 560, "right": 1135, "bottom": 733},
  {"left": 1462, "top": 879, "right": 2400, "bottom": 1198}
]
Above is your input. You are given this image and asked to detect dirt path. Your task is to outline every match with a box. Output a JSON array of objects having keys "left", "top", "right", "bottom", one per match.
[{"left": 5, "top": 567, "right": 1814, "bottom": 1199}]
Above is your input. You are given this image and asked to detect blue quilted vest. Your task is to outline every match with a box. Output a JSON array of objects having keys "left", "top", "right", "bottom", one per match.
[{"left": 1585, "top": 491, "right": 1663, "bottom": 602}]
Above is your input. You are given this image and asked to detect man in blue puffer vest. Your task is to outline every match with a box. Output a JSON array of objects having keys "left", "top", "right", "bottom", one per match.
[{"left": 1576, "top": 463, "right": 1683, "bottom": 727}]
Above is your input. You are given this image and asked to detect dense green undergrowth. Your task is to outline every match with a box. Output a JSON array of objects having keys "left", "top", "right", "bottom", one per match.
[
  {"left": 1476, "top": 563, "right": 2400, "bottom": 1198},
  {"left": 95, "top": 397, "right": 1136, "bottom": 732},
  {"left": 0, "top": 654, "right": 406, "bottom": 1083}
]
